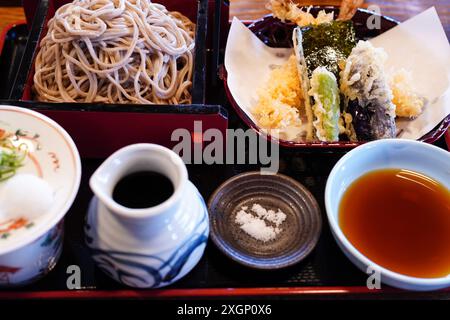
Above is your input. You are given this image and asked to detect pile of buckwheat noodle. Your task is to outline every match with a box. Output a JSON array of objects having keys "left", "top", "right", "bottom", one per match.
[{"left": 33, "top": 0, "right": 195, "bottom": 104}]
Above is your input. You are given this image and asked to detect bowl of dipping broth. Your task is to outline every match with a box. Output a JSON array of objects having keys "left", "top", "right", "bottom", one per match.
[
  {"left": 0, "top": 105, "right": 81, "bottom": 286},
  {"left": 325, "top": 139, "right": 450, "bottom": 291}
]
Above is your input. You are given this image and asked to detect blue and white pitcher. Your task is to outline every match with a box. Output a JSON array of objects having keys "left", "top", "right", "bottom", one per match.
[{"left": 85, "top": 144, "right": 209, "bottom": 288}]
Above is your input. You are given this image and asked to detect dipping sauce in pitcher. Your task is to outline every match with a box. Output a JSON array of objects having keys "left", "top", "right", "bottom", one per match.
[
  {"left": 113, "top": 171, "right": 174, "bottom": 209},
  {"left": 339, "top": 168, "right": 450, "bottom": 278}
]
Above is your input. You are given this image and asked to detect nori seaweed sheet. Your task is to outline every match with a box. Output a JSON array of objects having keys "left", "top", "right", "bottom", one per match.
[{"left": 301, "top": 21, "right": 356, "bottom": 79}]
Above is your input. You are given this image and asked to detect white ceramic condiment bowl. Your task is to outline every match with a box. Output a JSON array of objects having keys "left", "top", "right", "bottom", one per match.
[
  {"left": 325, "top": 139, "right": 450, "bottom": 291},
  {"left": 0, "top": 105, "right": 81, "bottom": 286}
]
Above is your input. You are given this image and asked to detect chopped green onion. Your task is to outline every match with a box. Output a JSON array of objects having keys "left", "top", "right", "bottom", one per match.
[{"left": 0, "top": 135, "right": 28, "bottom": 182}]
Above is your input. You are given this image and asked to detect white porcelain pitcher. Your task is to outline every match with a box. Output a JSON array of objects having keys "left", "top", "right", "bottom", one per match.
[{"left": 85, "top": 144, "right": 209, "bottom": 288}]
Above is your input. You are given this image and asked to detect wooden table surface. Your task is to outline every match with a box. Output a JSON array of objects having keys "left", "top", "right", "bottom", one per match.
[
  {"left": 229, "top": 0, "right": 450, "bottom": 38},
  {"left": 0, "top": 1, "right": 449, "bottom": 38},
  {"left": 0, "top": 6, "right": 25, "bottom": 31},
  {"left": 3, "top": 1, "right": 448, "bottom": 37}
]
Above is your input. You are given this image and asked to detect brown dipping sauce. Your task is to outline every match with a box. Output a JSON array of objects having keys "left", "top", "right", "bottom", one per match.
[{"left": 339, "top": 168, "right": 450, "bottom": 278}]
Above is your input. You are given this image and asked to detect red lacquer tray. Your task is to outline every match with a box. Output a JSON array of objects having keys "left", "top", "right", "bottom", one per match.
[
  {"left": 0, "top": 153, "right": 449, "bottom": 300},
  {"left": 0, "top": 2, "right": 449, "bottom": 300}
]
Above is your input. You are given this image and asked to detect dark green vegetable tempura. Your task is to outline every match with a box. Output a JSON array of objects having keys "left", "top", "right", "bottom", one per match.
[{"left": 301, "top": 21, "right": 356, "bottom": 79}]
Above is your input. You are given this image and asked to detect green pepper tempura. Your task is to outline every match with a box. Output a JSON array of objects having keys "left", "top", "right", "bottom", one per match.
[{"left": 309, "top": 67, "right": 341, "bottom": 142}]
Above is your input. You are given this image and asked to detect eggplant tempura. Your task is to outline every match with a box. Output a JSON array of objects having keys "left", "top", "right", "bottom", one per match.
[{"left": 340, "top": 41, "right": 396, "bottom": 140}]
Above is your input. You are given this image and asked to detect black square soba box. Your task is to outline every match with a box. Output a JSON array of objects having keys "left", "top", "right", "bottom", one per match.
[{"left": 7, "top": 0, "right": 228, "bottom": 158}]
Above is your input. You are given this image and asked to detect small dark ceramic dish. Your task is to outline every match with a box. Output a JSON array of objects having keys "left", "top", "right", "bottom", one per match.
[{"left": 208, "top": 172, "right": 322, "bottom": 269}]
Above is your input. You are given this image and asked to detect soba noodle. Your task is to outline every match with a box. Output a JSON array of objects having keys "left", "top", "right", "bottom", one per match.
[{"left": 33, "top": 0, "right": 195, "bottom": 104}]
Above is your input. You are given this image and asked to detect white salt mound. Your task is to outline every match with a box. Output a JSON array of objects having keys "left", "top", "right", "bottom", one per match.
[
  {"left": 251, "top": 204, "right": 286, "bottom": 226},
  {"left": 0, "top": 174, "right": 54, "bottom": 221},
  {"left": 235, "top": 204, "right": 287, "bottom": 242},
  {"left": 236, "top": 210, "right": 277, "bottom": 242}
]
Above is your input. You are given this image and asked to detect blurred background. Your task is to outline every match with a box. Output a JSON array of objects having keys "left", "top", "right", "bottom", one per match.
[
  {"left": 228, "top": 0, "right": 449, "bottom": 37},
  {"left": 0, "top": 0, "right": 448, "bottom": 37}
]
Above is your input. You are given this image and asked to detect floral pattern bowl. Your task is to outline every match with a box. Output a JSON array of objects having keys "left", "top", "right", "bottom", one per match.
[{"left": 0, "top": 105, "right": 81, "bottom": 286}]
